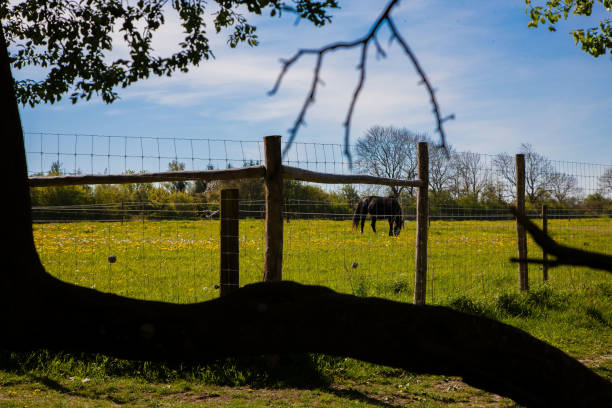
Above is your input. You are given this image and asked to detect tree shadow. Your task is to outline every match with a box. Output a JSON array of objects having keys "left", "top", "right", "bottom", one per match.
[
  {"left": 324, "top": 386, "right": 402, "bottom": 408},
  {"left": 27, "top": 374, "right": 71, "bottom": 393}
]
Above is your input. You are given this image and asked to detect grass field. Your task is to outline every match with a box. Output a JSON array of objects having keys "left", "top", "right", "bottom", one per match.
[
  {"left": 1, "top": 216, "right": 610, "bottom": 407},
  {"left": 31, "top": 216, "right": 612, "bottom": 303}
]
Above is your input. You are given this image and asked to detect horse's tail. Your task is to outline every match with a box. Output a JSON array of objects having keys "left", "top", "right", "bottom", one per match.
[{"left": 352, "top": 198, "right": 366, "bottom": 228}]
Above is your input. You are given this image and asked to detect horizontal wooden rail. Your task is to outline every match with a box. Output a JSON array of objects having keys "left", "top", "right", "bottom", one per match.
[
  {"left": 30, "top": 163, "right": 423, "bottom": 189},
  {"left": 28, "top": 165, "right": 266, "bottom": 187},
  {"left": 282, "top": 165, "right": 423, "bottom": 187}
]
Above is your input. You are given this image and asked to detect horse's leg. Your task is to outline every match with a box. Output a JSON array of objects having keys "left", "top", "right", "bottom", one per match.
[
  {"left": 360, "top": 215, "right": 365, "bottom": 234},
  {"left": 371, "top": 217, "right": 376, "bottom": 233},
  {"left": 388, "top": 217, "right": 393, "bottom": 236}
]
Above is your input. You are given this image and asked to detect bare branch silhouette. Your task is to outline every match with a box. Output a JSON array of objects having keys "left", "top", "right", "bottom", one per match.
[
  {"left": 268, "top": 0, "right": 453, "bottom": 164},
  {"left": 509, "top": 207, "right": 612, "bottom": 273}
]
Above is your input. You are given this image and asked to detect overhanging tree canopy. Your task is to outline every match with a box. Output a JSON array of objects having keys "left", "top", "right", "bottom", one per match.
[
  {"left": 0, "top": 0, "right": 339, "bottom": 106},
  {"left": 525, "top": 0, "right": 612, "bottom": 57}
]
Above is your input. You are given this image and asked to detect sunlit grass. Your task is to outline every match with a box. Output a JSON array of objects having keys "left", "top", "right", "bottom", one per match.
[{"left": 33, "top": 217, "right": 612, "bottom": 306}]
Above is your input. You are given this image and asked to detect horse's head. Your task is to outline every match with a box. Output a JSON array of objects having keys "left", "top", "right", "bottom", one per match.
[{"left": 393, "top": 215, "right": 404, "bottom": 236}]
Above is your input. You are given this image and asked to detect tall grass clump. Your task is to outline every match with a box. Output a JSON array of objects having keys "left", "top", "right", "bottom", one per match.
[
  {"left": 446, "top": 295, "right": 495, "bottom": 319},
  {"left": 494, "top": 285, "right": 569, "bottom": 318}
]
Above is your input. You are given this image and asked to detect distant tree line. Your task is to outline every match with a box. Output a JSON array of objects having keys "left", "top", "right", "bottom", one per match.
[{"left": 29, "top": 159, "right": 357, "bottom": 221}]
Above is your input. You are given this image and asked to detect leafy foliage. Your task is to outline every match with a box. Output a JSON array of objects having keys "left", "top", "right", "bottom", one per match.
[
  {"left": 0, "top": 0, "right": 339, "bottom": 106},
  {"left": 166, "top": 159, "right": 187, "bottom": 193},
  {"left": 525, "top": 0, "right": 612, "bottom": 57}
]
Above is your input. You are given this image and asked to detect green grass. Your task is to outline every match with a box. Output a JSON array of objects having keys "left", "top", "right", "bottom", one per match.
[
  {"left": 31, "top": 217, "right": 612, "bottom": 304},
  {"left": 1, "top": 217, "right": 610, "bottom": 407}
]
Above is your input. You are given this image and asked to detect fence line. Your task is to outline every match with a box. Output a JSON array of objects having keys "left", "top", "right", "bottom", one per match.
[
  {"left": 25, "top": 132, "right": 612, "bottom": 199},
  {"left": 30, "top": 202, "right": 611, "bottom": 303},
  {"left": 29, "top": 135, "right": 429, "bottom": 304},
  {"left": 27, "top": 134, "right": 612, "bottom": 306}
]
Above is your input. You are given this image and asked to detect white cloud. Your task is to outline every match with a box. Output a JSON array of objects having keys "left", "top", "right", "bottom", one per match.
[{"left": 18, "top": 1, "right": 612, "bottom": 165}]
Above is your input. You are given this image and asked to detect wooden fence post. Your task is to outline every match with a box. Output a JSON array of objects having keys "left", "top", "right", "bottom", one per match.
[
  {"left": 542, "top": 204, "right": 548, "bottom": 282},
  {"left": 515, "top": 154, "right": 529, "bottom": 291},
  {"left": 220, "top": 189, "right": 239, "bottom": 296},
  {"left": 264, "top": 135, "right": 283, "bottom": 281},
  {"left": 414, "top": 142, "right": 429, "bottom": 305}
]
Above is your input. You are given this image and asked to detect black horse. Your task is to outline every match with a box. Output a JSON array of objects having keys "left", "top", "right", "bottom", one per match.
[{"left": 352, "top": 196, "right": 404, "bottom": 236}]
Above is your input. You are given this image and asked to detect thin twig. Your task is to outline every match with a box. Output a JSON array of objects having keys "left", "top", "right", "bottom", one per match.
[
  {"left": 269, "top": 0, "right": 453, "bottom": 162},
  {"left": 385, "top": 17, "right": 454, "bottom": 153},
  {"left": 342, "top": 42, "right": 368, "bottom": 166},
  {"left": 509, "top": 207, "right": 612, "bottom": 273}
]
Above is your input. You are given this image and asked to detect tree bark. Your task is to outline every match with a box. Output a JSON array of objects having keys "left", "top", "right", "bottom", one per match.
[
  {"left": 263, "top": 135, "right": 283, "bottom": 281},
  {"left": 1, "top": 24, "right": 610, "bottom": 408},
  {"left": 220, "top": 189, "right": 240, "bottom": 296},
  {"left": 516, "top": 154, "right": 529, "bottom": 290},
  {"left": 282, "top": 165, "right": 422, "bottom": 187},
  {"left": 29, "top": 166, "right": 266, "bottom": 187},
  {"left": 414, "top": 142, "right": 429, "bottom": 305}
]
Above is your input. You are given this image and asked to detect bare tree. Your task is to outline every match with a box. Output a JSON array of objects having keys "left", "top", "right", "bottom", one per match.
[
  {"left": 492, "top": 152, "right": 515, "bottom": 200},
  {"left": 493, "top": 143, "right": 554, "bottom": 204},
  {"left": 523, "top": 144, "right": 555, "bottom": 204},
  {"left": 450, "top": 151, "right": 490, "bottom": 199},
  {"left": 599, "top": 168, "right": 612, "bottom": 198},
  {"left": 548, "top": 172, "right": 578, "bottom": 204},
  {"left": 428, "top": 142, "right": 456, "bottom": 197},
  {"left": 354, "top": 126, "right": 424, "bottom": 197}
]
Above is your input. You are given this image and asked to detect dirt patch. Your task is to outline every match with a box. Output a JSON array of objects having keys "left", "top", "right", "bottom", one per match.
[
  {"left": 162, "top": 386, "right": 306, "bottom": 405},
  {"left": 579, "top": 354, "right": 612, "bottom": 367}
]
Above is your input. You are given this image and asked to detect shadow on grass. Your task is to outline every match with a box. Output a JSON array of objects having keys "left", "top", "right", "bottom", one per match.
[
  {"left": 585, "top": 307, "right": 612, "bottom": 329},
  {"left": 27, "top": 374, "right": 71, "bottom": 393},
  {"left": 0, "top": 349, "right": 331, "bottom": 389}
]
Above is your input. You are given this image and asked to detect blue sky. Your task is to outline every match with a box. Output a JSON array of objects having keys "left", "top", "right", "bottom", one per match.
[{"left": 15, "top": 0, "right": 612, "bottom": 172}]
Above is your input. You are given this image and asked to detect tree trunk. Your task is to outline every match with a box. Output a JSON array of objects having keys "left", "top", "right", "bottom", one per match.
[{"left": 1, "top": 25, "right": 610, "bottom": 408}]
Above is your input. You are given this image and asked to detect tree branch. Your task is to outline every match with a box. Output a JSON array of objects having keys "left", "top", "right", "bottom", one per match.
[
  {"left": 385, "top": 17, "right": 454, "bottom": 152},
  {"left": 4, "top": 269, "right": 612, "bottom": 408},
  {"left": 509, "top": 207, "right": 612, "bottom": 273},
  {"left": 269, "top": 0, "right": 453, "bottom": 164}
]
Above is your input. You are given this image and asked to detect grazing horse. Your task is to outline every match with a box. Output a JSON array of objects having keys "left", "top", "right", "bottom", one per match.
[{"left": 352, "top": 196, "right": 404, "bottom": 236}]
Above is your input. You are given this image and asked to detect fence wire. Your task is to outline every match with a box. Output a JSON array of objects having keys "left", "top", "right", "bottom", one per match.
[
  {"left": 27, "top": 134, "right": 612, "bottom": 304},
  {"left": 31, "top": 201, "right": 612, "bottom": 305},
  {"left": 25, "top": 133, "right": 612, "bottom": 199}
]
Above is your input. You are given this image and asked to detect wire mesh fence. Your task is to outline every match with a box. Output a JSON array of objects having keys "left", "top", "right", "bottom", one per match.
[
  {"left": 429, "top": 210, "right": 612, "bottom": 302},
  {"left": 24, "top": 133, "right": 353, "bottom": 177},
  {"left": 31, "top": 201, "right": 612, "bottom": 305},
  {"left": 25, "top": 132, "right": 612, "bottom": 200},
  {"left": 27, "top": 133, "right": 612, "bottom": 305},
  {"left": 32, "top": 201, "right": 267, "bottom": 303}
]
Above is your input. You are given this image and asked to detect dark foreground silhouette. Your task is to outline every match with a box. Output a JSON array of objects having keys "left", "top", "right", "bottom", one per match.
[{"left": 1, "top": 24, "right": 611, "bottom": 408}]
